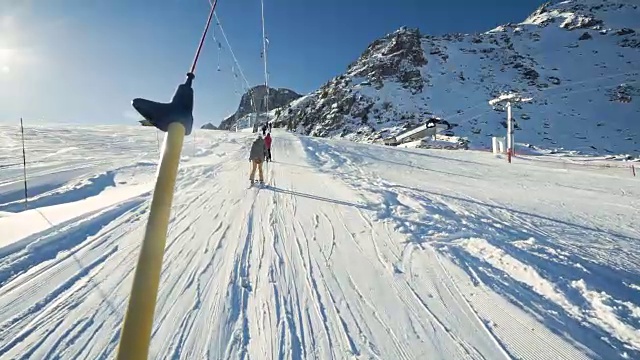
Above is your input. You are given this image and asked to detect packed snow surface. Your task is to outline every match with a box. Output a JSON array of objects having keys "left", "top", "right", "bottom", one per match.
[{"left": 0, "top": 124, "right": 638, "bottom": 359}]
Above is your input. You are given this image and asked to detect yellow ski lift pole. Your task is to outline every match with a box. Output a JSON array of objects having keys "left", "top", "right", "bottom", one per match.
[{"left": 116, "top": 1, "right": 219, "bottom": 359}]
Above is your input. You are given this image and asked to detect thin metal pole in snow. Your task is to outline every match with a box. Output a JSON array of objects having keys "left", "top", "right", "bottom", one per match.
[
  {"left": 506, "top": 102, "right": 513, "bottom": 163},
  {"left": 20, "top": 118, "right": 28, "bottom": 210},
  {"left": 260, "top": 0, "right": 269, "bottom": 114},
  {"left": 490, "top": 94, "right": 531, "bottom": 163},
  {"left": 116, "top": 1, "right": 218, "bottom": 359},
  {"left": 155, "top": 130, "right": 160, "bottom": 153}
]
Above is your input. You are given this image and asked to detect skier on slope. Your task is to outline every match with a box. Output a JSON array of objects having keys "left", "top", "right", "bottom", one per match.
[
  {"left": 249, "top": 134, "right": 266, "bottom": 184},
  {"left": 264, "top": 132, "right": 273, "bottom": 162}
]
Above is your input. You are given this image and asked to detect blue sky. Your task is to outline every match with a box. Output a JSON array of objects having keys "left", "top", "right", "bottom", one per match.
[{"left": 0, "top": 0, "right": 544, "bottom": 127}]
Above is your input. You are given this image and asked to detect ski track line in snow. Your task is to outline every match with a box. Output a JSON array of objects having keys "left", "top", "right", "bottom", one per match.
[
  {"left": 0, "top": 199, "right": 148, "bottom": 358},
  {"left": 298, "top": 135, "right": 638, "bottom": 359},
  {"left": 428, "top": 188, "right": 640, "bottom": 357},
  {"left": 266, "top": 161, "right": 335, "bottom": 359},
  {"left": 412, "top": 180, "right": 636, "bottom": 360},
  {"left": 276, "top": 135, "right": 505, "bottom": 359},
  {"left": 420, "top": 200, "right": 632, "bottom": 358},
  {"left": 0, "top": 131, "right": 246, "bottom": 358}
]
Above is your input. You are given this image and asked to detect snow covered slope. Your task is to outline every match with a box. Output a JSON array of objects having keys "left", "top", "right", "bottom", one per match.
[
  {"left": 276, "top": 0, "right": 640, "bottom": 157},
  {"left": 0, "top": 124, "right": 638, "bottom": 359}
]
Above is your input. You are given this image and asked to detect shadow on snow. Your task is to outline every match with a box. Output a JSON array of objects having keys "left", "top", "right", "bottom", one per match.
[{"left": 0, "top": 172, "right": 116, "bottom": 213}]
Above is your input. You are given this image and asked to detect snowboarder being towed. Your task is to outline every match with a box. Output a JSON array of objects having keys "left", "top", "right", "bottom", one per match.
[
  {"left": 264, "top": 133, "right": 273, "bottom": 162},
  {"left": 249, "top": 135, "right": 266, "bottom": 184}
]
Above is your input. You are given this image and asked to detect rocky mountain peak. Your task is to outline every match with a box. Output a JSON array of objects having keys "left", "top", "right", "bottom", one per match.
[
  {"left": 218, "top": 86, "right": 302, "bottom": 130},
  {"left": 521, "top": 0, "right": 638, "bottom": 30},
  {"left": 348, "top": 27, "right": 426, "bottom": 93}
]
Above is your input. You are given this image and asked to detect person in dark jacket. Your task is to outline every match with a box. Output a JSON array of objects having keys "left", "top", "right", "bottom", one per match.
[
  {"left": 264, "top": 133, "right": 273, "bottom": 162},
  {"left": 261, "top": 123, "right": 268, "bottom": 136},
  {"left": 249, "top": 135, "right": 266, "bottom": 184}
]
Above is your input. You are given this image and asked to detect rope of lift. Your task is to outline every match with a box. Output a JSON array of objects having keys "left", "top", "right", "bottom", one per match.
[
  {"left": 212, "top": 26, "right": 222, "bottom": 71},
  {"left": 260, "top": 0, "right": 270, "bottom": 118},
  {"left": 190, "top": 0, "right": 218, "bottom": 74},
  {"left": 210, "top": 5, "right": 259, "bottom": 118}
]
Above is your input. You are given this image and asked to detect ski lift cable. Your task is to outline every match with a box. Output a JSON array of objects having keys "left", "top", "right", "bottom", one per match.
[
  {"left": 210, "top": 8, "right": 252, "bottom": 90},
  {"left": 211, "top": 25, "right": 220, "bottom": 71},
  {"left": 260, "top": 0, "right": 270, "bottom": 114},
  {"left": 210, "top": 7, "right": 258, "bottom": 115},
  {"left": 189, "top": 0, "right": 218, "bottom": 75}
]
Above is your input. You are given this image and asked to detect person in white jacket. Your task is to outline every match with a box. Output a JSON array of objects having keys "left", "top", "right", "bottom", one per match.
[{"left": 249, "top": 135, "right": 266, "bottom": 184}]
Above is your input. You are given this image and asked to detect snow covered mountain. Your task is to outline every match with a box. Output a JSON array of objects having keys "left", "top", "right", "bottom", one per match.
[
  {"left": 200, "top": 122, "right": 218, "bottom": 130},
  {"left": 275, "top": 0, "right": 640, "bottom": 157},
  {"left": 218, "top": 85, "right": 301, "bottom": 130}
]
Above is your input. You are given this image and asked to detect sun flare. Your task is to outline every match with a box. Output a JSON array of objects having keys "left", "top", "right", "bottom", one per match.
[{"left": 0, "top": 48, "right": 16, "bottom": 72}]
